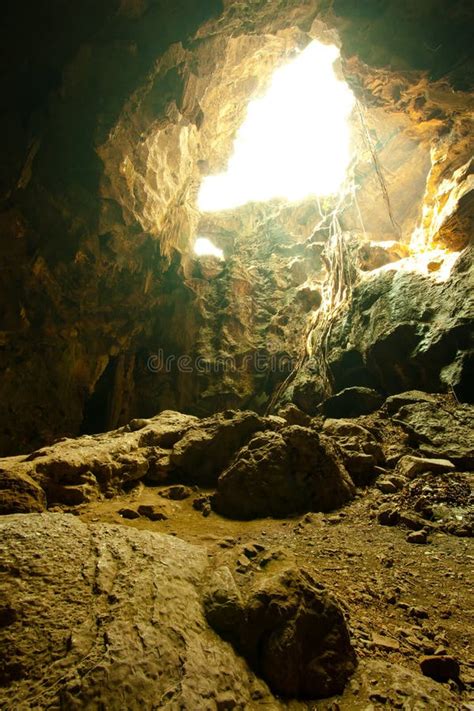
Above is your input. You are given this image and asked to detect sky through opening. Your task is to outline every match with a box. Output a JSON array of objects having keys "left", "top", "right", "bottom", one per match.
[{"left": 198, "top": 41, "right": 355, "bottom": 212}]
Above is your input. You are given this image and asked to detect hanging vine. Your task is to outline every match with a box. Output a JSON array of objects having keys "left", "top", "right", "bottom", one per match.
[
  {"left": 265, "top": 102, "right": 401, "bottom": 414},
  {"left": 265, "top": 182, "right": 357, "bottom": 414}
]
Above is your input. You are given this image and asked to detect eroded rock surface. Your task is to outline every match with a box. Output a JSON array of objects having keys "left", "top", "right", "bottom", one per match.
[
  {"left": 0, "top": 513, "right": 284, "bottom": 710},
  {"left": 393, "top": 400, "right": 474, "bottom": 468},
  {"left": 326, "top": 251, "right": 474, "bottom": 401},
  {"left": 214, "top": 425, "right": 355, "bottom": 519},
  {"left": 205, "top": 566, "right": 357, "bottom": 699}
]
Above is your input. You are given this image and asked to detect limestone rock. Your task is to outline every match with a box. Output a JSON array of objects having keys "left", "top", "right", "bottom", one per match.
[
  {"left": 320, "top": 387, "right": 383, "bottom": 418},
  {"left": 0, "top": 410, "right": 198, "bottom": 506},
  {"left": 207, "top": 567, "right": 357, "bottom": 699},
  {"left": 137, "top": 504, "right": 168, "bottom": 521},
  {"left": 0, "top": 467, "right": 46, "bottom": 514},
  {"left": 326, "top": 262, "right": 474, "bottom": 401},
  {"left": 420, "top": 655, "right": 460, "bottom": 683},
  {"left": 384, "top": 390, "right": 437, "bottom": 415},
  {"left": 0, "top": 513, "right": 284, "bottom": 709},
  {"left": 159, "top": 484, "right": 193, "bottom": 500},
  {"left": 277, "top": 403, "right": 312, "bottom": 427},
  {"left": 394, "top": 401, "right": 474, "bottom": 467},
  {"left": 407, "top": 530, "right": 428, "bottom": 544},
  {"left": 214, "top": 425, "right": 355, "bottom": 519},
  {"left": 395, "top": 455, "right": 455, "bottom": 479},
  {"left": 204, "top": 567, "right": 244, "bottom": 635},
  {"left": 170, "top": 410, "right": 271, "bottom": 485},
  {"left": 322, "top": 418, "right": 385, "bottom": 484}
]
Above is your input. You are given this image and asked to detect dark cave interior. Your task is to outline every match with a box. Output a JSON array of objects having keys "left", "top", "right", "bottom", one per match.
[{"left": 0, "top": 1, "right": 473, "bottom": 708}]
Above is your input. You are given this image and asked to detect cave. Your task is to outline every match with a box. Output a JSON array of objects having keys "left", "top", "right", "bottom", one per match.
[{"left": 0, "top": 1, "right": 473, "bottom": 708}]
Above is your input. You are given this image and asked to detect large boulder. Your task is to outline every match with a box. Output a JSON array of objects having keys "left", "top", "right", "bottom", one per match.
[
  {"left": 393, "top": 400, "right": 474, "bottom": 468},
  {"left": 320, "top": 387, "right": 383, "bottom": 418},
  {"left": 0, "top": 514, "right": 285, "bottom": 709},
  {"left": 205, "top": 566, "right": 357, "bottom": 699},
  {"left": 214, "top": 425, "right": 355, "bottom": 519},
  {"left": 326, "top": 254, "right": 474, "bottom": 402},
  {"left": 170, "top": 410, "right": 271, "bottom": 485},
  {"left": 322, "top": 418, "right": 385, "bottom": 484}
]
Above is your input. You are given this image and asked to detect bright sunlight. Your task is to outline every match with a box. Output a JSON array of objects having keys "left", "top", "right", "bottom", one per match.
[
  {"left": 198, "top": 41, "right": 355, "bottom": 212},
  {"left": 194, "top": 237, "right": 224, "bottom": 259}
]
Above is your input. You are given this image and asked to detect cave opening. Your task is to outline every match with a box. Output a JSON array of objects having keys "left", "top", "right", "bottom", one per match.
[
  {"left": 1, "top": 2, "right": 473, "bottom": 707},
  {"left": 80, "top": 357, "right": 119, "bottom": 435},
  {"left": 194, "top": 236, "right": 224, "bottom": 259},
  {"left": 197, "top": 40, "right": 355, "bottom": 212}
]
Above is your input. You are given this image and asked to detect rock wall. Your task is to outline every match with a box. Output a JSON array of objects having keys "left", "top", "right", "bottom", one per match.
[{"left": 0, "top": 0, "right": 472, "bottom": 454}]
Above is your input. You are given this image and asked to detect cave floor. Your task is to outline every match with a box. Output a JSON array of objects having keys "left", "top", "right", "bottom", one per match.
[{"left": 76, "top": 484, "right": 474, "bottom": 709}]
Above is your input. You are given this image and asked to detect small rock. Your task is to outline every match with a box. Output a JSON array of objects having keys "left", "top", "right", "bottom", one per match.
[
  {"left": 376, "top": 478, "right": 399, "bottom": 494},
  {"left": 242, "top": 542, "right": 265, "bottom": 559},
  {"left": 406, "top": 530, "right": 428, "bottom": 544},
  {"left": 118, "top": 507, "right": 140, "bottom": 520},
  {"left": 371, "top": 632, "right": 400, "bottom": 651},
  {"left": 137, "top": 504, "right": 167, "bottom": 521},
  {"left": 378, "top": 504, "right": 400, "bottom": 526},
  {"left": 193, "top": 495, "right": 211, "bottom": 511},
  {"left": 399, "top": 511, "right": 431, "bottom": 531},
  {"left": 409, "top": 606, "right": 429, "bottom": 620},
  {"left": 218, "top": 537, "right": 237, "bottom": 549},
  {"left": 216, "top": 692, "right": 237, "bottom": 710},
  {"left": 420, "top": 655, "right": 460, "bottom": 682},
  {"left": 200, "top": 502, "right": 212, "bottom": 517},
  {"left": 159, "top": 485, "right": 192, "bottom": 500}
]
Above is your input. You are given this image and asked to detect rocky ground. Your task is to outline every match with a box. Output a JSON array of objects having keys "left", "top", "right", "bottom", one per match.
[{"left": 1, "top": 389, "right": 473, "bottom": 709}]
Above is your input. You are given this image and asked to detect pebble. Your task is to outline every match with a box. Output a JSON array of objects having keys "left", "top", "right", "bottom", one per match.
[
  {"left": 118, "top": 507, "right": 140, "bottom": 520},
  {"left": 407, "top": 530, "right": 428, "bottom": 544}
]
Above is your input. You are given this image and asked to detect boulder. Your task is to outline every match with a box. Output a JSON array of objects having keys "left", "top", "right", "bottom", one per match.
[
  {"left": 322, "top": 418, "right": 385, "bottom": 484},
  {"left": 420, "top": 655, "right": 460, "bottom": 683},
  {"left": 0, "top": 467, "right": 46, "bottom": 514},
  {"left": 384, "top": 391, "right": 437, "bottom": 415},
  {"left": 170, "top": 410, "right": 271, "bottom": 485},
  {"left": 395, "top": 455, "right": 455, "bottom": 479},
  {"left": 204, "top": 567, "right": 244, "bottom": 635},
  {"left": 206, "top": 567, "right": 357, "bottom": 699},
  {"left": 214, "top": 426, "right": 355, "bottom": 519},
  {"left": 320, "top": 387, "right": 383, "bottom": 418},
  {"left": 0, "top": 514, "right": 283, "bottom": 709},
  {"left": 393, "top": 401, "right": 474, "bottom": 467},
  {"left": 276, "top": 403, "right": 312, "bottom": 427}
]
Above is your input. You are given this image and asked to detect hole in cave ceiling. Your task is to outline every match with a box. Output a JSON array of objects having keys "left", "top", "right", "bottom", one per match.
[
  {"left": 197, "top": 40, "right": 355, "bottom": 212},
  {"left": 194, "top": 236, "right": 224, "bottom": 259}
]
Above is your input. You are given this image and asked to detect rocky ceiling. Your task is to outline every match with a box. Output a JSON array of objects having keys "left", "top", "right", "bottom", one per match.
[{"left": 0, "top": 0, "right": 473, "bottom": 455}]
